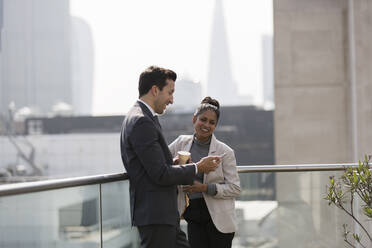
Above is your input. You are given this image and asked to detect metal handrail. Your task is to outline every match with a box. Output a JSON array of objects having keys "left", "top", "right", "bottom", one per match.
[
  {"left": 237, "top": 163, "right": 368, "bottom": 172},
  {"left": 0, "top": 163, "right": 367, "bottom": 197},
  {"left": 0, "top": 173, "right": 127, "bottom": 196}
]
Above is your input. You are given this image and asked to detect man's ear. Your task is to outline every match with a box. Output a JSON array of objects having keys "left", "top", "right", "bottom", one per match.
[
  {"left": 192, "top": 115, "right": 196, "bottom": 124},
  {"left": 150, "top": 85, "right": 158, "bottom": 96}
]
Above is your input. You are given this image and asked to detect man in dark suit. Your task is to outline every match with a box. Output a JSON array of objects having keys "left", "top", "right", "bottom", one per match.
[{"left": 120, "top": 66, "right": 221, "bottom": 248}]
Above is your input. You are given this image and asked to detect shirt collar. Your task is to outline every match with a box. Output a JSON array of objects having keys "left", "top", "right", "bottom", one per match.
[{"left": 138, "top": 99, "right": 157, "bottom": 117}]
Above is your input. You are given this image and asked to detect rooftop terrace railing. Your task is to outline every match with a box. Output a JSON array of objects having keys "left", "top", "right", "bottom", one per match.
[
  {"left": 0, "top": 163, "right": 362, "bottom": 196},
  {"left": 0, "top": 163, "right": 370, "bottom": 248},
  {"left": 0, "top": 173, "right": 128, "bottom": 197}
]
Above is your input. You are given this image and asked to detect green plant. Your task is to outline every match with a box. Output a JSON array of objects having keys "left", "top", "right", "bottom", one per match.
[{"left": 325, "top": 155, "right": 372, "bottom": 248}]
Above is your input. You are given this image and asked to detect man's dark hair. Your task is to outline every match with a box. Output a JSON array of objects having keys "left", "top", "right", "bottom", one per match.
[{"left": 138, "top": 66, "right": 177, "bottom": 97}]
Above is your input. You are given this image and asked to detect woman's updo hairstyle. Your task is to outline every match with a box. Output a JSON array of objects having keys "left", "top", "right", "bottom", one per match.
[{"left": 194, "top": 96, "right": 220, "bottom": 122}]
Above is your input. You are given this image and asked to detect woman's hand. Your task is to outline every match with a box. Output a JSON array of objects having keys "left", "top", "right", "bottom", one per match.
[
  {"left": 182, "top": 181, "right": 207, "bottom": 193},
  {"left": 173, "top": 156, "right": 180, "bottom": 165}
]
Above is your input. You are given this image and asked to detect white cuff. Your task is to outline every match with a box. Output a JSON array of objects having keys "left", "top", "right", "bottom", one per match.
[{"left": 193, "top": 163, "right": 198, "bottom": 174}]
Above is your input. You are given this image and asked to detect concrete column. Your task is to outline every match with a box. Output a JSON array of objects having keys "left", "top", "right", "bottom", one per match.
[{"left": 273, "top": 0, "right": 372, "bottom": 247}]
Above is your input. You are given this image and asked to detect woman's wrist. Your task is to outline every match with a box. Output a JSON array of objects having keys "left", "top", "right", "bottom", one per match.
[{"left": 206, "top": 183, "right": 217, "bottom": 195}]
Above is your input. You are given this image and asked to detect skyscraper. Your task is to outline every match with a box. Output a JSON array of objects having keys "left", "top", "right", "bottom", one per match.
[
  {"left": 0, "top": 0, "right": 3, "bottom": 52},
  {"left": 171, "top": 78, "right": 202, "bottom": 113},
  {"left": 71, "top": 16, "right": 94, "bottom": 115},
  {"left": 0, "top": 0, "right": 94, "bottom": 116},
  {"left": 207, "top": 0, "right": 238, "bottom": 105},
  {"left": 0, "top": 1, "right": 72, "bottom": 115}
]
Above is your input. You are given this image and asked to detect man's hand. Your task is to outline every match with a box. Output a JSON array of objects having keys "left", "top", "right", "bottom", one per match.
[
  {"left": 173, "top": 156, "right": 192, "bottom": 166},
  {"left": 196, "top": 156, "right": 220, "bottom": 174}
]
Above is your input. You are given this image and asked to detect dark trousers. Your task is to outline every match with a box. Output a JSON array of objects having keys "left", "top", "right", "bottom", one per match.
[
  {"left": 183, "top": 198, "right": 234, "bottom": 248},
  {"left": 137, "top": 223, "right": 190, "bottom": 248}
]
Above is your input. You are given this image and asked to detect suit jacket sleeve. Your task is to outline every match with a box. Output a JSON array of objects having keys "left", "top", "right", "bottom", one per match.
[{"left": 130, "top": 118, "right": 195, "bottom": 186}]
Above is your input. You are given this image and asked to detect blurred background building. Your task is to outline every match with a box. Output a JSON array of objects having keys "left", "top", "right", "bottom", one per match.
[
  {"left": 0, "top": 0, "right": 93, "bottom": 116},
  {"left": 170, "top": 78, "right": 202, "bottom": 113},
  {"left": 0, "top": 106, "right": 275, "bottom": 198},
  {"left": 1, "top": 0, "right": 372, "bottom": 247},
  {"left": 262, "top": 35, "right": 274, "bottom": 109},
  {"left": 206, "top": 0, "right": 254, "bottom": 106}
]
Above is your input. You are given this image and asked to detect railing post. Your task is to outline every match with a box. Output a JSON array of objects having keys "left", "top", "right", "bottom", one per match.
[{"left": 99, "top": 183, "right": 103, "bottom": 248}]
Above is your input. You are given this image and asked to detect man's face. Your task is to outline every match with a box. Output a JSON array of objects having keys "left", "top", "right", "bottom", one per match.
[{"left": 153, "top": 79, "right": 175, "bottom": 114}]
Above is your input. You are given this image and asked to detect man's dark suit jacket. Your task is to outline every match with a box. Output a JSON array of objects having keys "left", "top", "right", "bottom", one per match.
[{"left": 120, "top": 101, "right": 196, "bottom": 227}]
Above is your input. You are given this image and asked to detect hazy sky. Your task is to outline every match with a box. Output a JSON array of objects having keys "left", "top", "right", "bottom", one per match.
[{"left": 70, "top": 0, "right": 273, "bottom": 115}]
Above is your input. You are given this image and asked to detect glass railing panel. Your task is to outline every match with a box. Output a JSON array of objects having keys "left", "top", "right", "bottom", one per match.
[
  {"left": 234, "top": 170, "right": 353, "bottom": 248},
  {"left": 179, "top": 171, "right": 277, "bottom": 238},
  {"left": 239, "top": 172, "right": 276, "bottom": 200},
  {"left": 0, "top": 185, "right": 100, "bottom": 248},
  {"left": 1, "top": 167, "right": 366, "bottom": 248},
  {"left": 101, "top": 180, "right": 140, "bottom": 248}
]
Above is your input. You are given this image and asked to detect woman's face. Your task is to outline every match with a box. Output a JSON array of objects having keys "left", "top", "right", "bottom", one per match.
[{"left": 193, "top": 109, "right": 217, "bottom": 142}]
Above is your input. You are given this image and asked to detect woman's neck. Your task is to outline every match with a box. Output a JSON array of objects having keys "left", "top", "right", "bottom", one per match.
[{"left": 194, "top": 134, "right": 212, "bottom": 144}]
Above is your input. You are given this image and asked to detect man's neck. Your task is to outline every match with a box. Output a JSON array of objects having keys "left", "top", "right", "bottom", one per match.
[
  {"left": 139, "top": 96, "right": 155, "bottom": 108},
  {"left": 139, "top": 96, "right": 156, "bottom": 116}
]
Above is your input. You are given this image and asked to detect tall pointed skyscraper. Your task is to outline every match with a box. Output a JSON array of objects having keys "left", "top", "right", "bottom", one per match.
[{"left": 207, "top": 0, "right": 238, "bottom": 105}]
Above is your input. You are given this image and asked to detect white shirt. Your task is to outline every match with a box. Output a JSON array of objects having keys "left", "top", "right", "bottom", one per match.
[{"left": 138, "top": 99, "right": 156, "bottom": 117}]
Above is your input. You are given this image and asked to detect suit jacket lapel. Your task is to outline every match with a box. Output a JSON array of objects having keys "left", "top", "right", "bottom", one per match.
[
  {"left": 184, "top": 136, "right": 193, "bottom": 152},
  {"left": 137, "top": 101, "right": 153, "bottom": 119},
  {"left": 137, "top": 101, "right": 172, "bottom": 163},
  {"left": 208, "top": 134, "right": 218, "bottom": 156},
  {"left": 137, "top": 101, "right": 162, "bottom": 130},
  {"left": 204, "top": 134, "right": 218, "bottom": 183}
]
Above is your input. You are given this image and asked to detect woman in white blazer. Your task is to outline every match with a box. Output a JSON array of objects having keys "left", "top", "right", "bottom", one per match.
[{"left": 169, "top": 97, "right": 241, "bottom": 248}]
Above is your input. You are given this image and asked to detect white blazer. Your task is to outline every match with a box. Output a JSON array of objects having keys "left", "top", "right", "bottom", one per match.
[{"left": 169, "top": 134, "right": 241, "bottom": 233}]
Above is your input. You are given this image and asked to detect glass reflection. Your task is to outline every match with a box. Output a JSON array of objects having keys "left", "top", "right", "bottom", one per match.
[
  {"left": 0, "top": 184, "right": 100, "bottom": 247},
  {"left": 233, "top": 171, "right": 349, "bottom": 248},
  {"left": 101, "top": 180, "right": 140, "bottom": 248}
]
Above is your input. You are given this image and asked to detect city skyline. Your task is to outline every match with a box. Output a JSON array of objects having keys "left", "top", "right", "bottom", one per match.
[
  {"left": 0, "top": 0, "right": 273, "bottom": 116},
  {"left": 70, "top": 0, "right": 273, "bottom": 115}
]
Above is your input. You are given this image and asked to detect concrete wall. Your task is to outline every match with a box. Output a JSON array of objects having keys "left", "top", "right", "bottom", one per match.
[
  {"left": 274, "top": 0, "right": 350, "bottom": 164},
  {"left": 353, "top": 1, "right": 372, "bottom": 160},
  {"left": 274, "top": 0, "right": 372, "bottom": 163},
  {"left": 274, "top": 0, "right": 372, "bottom": 247}
]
